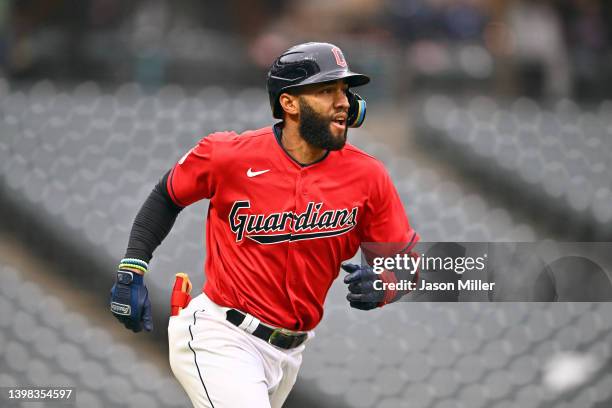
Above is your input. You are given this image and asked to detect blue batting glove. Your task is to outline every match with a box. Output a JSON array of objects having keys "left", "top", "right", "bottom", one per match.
[
  {"left": 110, "top": 269, "right": 153, "bottom": 332},
  {"left": 342, "top": 263, "right": 383, "bottom": 310}
]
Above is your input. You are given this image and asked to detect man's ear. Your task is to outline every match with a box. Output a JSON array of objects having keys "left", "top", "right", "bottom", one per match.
[{"left": 279, "top": 92, "right": 299, "bottom": 116}]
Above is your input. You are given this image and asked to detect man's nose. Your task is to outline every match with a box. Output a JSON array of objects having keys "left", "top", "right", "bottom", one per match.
[{"left": 335, "top": 90, "right": 350, "bottom": 110}]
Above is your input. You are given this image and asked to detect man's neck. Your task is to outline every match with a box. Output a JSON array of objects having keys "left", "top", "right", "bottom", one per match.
[{"left": 280, "top": 121, "right": 326, "bottom": 165}]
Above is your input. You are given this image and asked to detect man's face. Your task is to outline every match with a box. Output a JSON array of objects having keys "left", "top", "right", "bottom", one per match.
[{"left": 296, "top": 80, "right": 350, "bottom": 151}]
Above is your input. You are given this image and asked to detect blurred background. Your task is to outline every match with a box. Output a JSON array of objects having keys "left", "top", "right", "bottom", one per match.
[{"left": 1, "top": 0, "right": 612, "bottom": 407}]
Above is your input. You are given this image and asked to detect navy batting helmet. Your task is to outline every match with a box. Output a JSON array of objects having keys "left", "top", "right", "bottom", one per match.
[{"left": 267, "top": 42, "right": 370, "bottom": 127}]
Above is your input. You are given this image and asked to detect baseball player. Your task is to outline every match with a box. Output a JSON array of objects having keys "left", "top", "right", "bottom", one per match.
[{"left": 110, "top": 42, "right": 419, "bottom": 408}]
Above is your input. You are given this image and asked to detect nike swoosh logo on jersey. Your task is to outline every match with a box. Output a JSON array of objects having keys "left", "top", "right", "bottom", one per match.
[{"left": 247, "top": 168, "right": 270, "bottom": 177}]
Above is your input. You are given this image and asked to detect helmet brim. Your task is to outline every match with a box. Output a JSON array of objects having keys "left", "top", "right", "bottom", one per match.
[{"left": 283, "top": 70, "right": 370, "bottom": 93}]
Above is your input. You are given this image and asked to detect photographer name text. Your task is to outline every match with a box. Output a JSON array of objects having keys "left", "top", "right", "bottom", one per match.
[{"left": 374, "top": 279, "right": 495, "bottom": 291}]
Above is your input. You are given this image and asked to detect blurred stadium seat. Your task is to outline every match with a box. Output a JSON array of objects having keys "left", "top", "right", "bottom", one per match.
[{"left": 416, "top": 94, "right": 612, "bottom": 241}]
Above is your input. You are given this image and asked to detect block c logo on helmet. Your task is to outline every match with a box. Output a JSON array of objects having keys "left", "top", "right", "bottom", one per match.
[{"left": 331, "top": 46, "right": 347, "bottom": 68}]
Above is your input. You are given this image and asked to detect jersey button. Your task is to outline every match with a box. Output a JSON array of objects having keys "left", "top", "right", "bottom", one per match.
[
  {"left": 300, "top": 170, "right": 308, "bottom": 195},
  {"left": 295, "top": 175, "right": 302, "bottom": 196}
]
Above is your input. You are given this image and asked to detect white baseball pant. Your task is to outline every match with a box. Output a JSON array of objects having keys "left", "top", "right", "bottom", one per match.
[{"left": 168, "top": 293, "right": 312, "bottom": 408}]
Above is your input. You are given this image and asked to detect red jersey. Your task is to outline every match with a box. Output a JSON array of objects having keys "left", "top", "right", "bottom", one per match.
[{"left": 167, "top": 124, "right": 418, "bottom": 331}]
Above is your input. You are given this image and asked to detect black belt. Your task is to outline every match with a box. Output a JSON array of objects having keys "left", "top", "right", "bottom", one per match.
[{"left": 225, "top": 309, "right": 308, "bottom": 350}]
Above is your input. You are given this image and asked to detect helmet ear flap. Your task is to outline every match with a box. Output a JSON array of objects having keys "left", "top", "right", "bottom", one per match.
[{"left": 347, "top": 91, "right": 366, "bottom": 128}]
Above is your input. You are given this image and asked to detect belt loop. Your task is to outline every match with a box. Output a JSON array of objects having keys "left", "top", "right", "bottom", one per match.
[
  {"left": 238, "top": 313, "right": 261, "bottom": 334},
  {"left": 245, "top": 315, "right": 261, "bottom": 334},
  {"left": 238, "top": 314, "right": 254, "bottom": 331}
]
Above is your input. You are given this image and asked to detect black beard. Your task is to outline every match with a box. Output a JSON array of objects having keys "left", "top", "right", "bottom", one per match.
[{"left": 298, "top": 98, "right": 347, "bottom": 151}]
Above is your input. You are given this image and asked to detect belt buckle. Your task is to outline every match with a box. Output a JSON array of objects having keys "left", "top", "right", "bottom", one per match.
[{"left": 269, "top": 328, "right": 306, "bottom": 349}]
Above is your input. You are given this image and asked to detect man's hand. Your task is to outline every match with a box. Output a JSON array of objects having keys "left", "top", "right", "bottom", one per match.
[
  {"left": 110, "top": 269, "right": 153, "bottom": 332},
  {"left": 342, "top": 263, "right": 383, "bottom": 310}
]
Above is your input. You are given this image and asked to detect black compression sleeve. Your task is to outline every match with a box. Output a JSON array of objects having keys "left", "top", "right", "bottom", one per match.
[{"left": 123, "top": 171, "right": 184, "bottom": 263}]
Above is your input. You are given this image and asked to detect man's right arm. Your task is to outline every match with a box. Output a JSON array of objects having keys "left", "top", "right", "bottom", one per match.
[
  {"left": 110, "top": 135, "right": 217, "bottom": 332},
  {"left": 110, "top": 170, "right": 184, "bottom": 332}
]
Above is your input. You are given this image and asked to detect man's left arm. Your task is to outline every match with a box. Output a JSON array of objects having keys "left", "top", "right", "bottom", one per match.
[{"left": 347, "top": 165, "right": 419, "bottom": 310}]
